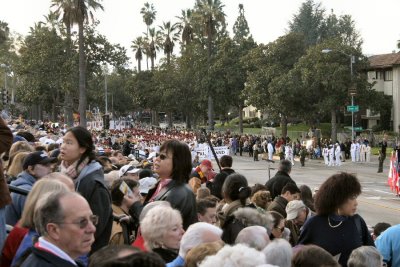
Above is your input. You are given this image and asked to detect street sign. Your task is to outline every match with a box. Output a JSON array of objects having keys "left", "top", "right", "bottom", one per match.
[
  {"left": 347, "top": 105, "right": 359, "bottom": 112},
  {"left": 353, "top": 127, "right": 363, "bottom": 131}
]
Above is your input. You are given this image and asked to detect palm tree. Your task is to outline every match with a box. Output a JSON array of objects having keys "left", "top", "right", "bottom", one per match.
[
  {"left": 140, "top": 2, "right": 156, "bottom": 70},
  {"left": 148, "top": 27, "right": 162, "bottom": 70},
  {"left": 131, "top": 36, "right": 144, "bottom": 72},
  {"left": 159, "top": 21, "right": 180, "bottom": 65},
  {"left": 177, "top": 9, "right": 194, "bottom": 50},
  {"left": 52, "top": 0, "right": 77, "bottom": 127},
  {"left": 194, "top": 0, "right": 226, "bottom": 130}
]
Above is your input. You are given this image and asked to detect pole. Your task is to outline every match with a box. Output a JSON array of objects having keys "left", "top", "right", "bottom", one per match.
[
  {"left": 105, "top": 73, "right": 108, "bottom": 114},
  {"left": 351, "top": 94, "right": 354, "bottom": 141}
]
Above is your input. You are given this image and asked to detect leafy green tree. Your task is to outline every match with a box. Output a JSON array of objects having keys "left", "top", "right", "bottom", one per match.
[
  {"left": 177, "top": 9, "right": 194, "bottom": 50},
  {"left": 159, "top": 21, "right": 180, "bottom": 65},
  {"left": 289, "top": 0, "right": 325, "bottom": 46}
]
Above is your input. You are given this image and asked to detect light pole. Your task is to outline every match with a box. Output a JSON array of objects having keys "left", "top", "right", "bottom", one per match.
[{"left": 322, "top": 49, "right": 356, "bottom": 140}]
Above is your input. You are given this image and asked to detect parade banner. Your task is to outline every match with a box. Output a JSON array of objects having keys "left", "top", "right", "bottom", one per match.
[{"left": 194, "top": 145, "right": 229, "bottom": 160}]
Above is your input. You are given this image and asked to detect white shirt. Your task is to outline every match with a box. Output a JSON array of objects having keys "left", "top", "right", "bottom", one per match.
[{"left": 37, "top": 237, "right": 77, "bottom": 266}]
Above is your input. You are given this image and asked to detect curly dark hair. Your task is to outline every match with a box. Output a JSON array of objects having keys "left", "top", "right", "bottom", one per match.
[{"left": 314, "top": 172, "right": 361, "bottom": 216}]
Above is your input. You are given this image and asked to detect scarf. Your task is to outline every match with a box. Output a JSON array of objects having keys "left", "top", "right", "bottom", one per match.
[{"left": 60, "top": 157, "right": 90, "bottom": 180}]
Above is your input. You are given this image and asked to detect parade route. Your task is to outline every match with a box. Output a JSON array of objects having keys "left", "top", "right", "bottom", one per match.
[{"left": 221, "top": 154, "right": 400, "bottom": 227}]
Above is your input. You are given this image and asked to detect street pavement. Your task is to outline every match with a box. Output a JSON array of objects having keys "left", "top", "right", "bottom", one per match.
[{"left": 213, "top": 153, "right": 400, "bottom": 228}]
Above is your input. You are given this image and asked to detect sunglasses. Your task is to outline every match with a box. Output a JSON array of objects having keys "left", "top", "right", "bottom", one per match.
[{"left": 56, "top": 215, "right": 99, "bottom": 229}]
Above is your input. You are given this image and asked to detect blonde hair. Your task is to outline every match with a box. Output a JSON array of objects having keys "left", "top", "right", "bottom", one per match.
[
  {"left": 20, "top": 178, "right": 69, "bottom": 229},
  {"left": 9, "top": 141, "right": 34, "bottom": 160},
  {"left": 6, "top": 151, "right": 30, "bottom": 178},
  {"left": 141, "top": 206, "right": 183, "bottom": 250},
  {"left": 185, "top": 241, "right": 224, "bottom": 267}
]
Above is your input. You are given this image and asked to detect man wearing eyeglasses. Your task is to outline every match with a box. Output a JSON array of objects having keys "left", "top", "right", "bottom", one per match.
[{"left": 21, "top": 191, "right": 97, "bottom": 267}]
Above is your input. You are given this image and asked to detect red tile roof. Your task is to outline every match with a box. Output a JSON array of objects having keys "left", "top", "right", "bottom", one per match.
[{"left": 368, "top": 53, "right": 400, "bottom": 69}]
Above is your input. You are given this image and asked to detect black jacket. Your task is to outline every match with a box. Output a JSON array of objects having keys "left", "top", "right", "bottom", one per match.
[
  {"left": 21, "top": 247, "right": 84, "bottom": 267},
  {"left": 210, "top": 168, "right": 235, "bottom": 200},
  {"left": 76, "top": 163, "right": 113, "bottom": 254},
  {"left": 145, "top": 180, "right": 197, "bottom": 230},
  {"left": 265, "top": 171, "right": 296, "bottom": 199}
]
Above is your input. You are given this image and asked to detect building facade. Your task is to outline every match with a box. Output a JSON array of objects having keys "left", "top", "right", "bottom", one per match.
[{"left": 367, "top": 52, "right": 400, "bottom": 132}]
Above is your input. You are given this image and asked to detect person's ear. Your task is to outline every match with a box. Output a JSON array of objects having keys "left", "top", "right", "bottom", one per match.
[{"left": 47, "top": 223, "right": 62, "bottom": 241}]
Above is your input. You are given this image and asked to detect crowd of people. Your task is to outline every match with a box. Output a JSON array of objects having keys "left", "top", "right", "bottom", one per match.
[{"left": 0, "top": 117, "right": 398, "bottom": 267}]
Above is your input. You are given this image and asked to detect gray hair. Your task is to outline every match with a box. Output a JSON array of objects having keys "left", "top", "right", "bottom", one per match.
[
  {"left": 139, "top": 201, "right": 171, "bottom": 222},
  {"left": 233, "top": 207, "right": 274, "bottom": 232},
  {"left": 179, "top": 222, "right": 222, "bottom": 258},
  {"left": 34, "top": 191, "right": 77, "bottom": 236},
  {"left": 278, "top": 159, "right": 292, "bottom": 173},
  {"left": 235, "top": 226, "right": 270, "bottom": 250},
  {"left": 262, "top": 239, "right": 292, "bottom": 267},
  {"left": 199, "top": 244, "right": 266, "bottom": 267},
  {"left": 347, "top": 246, "right": 383, "bottom": 267}
]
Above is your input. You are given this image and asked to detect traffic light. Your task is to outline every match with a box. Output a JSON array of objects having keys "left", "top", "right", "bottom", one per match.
[{"left": 1, "top": 89, "right": 9, "bottom": 105}]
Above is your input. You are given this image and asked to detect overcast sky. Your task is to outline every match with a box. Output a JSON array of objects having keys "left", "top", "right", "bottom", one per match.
[{"left": 1, "top": 0, "right": 400, "bottom": 66}]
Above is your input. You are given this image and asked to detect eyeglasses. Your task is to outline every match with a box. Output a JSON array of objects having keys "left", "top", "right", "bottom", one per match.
[{"left": 55, "top": 215, "right": 99, "bottom": 229}]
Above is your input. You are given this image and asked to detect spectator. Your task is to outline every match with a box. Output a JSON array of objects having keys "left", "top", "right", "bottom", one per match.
[
  {"left": 285, "top": 200, "right": 314, "bottom": 246},
  {"left": 21, "top": 191, "right": 97, "bottom": 266},
  {"left": 167, "top": 222, "right": 222, "bottom": 267},
  {"left": 11, "top": 179, "right": 71, "bottom": 266},
  {"left": 265, "top": 159, "right": 296, "bottom": 199},
  {"left": 144, "top": 139, "right": 197, "bottom": 230},
  {"left": 196, "top": 187, "right": 211, "bottom": 200},
  {"left": 372, "top": 222, "right": 391, "bottom": 241},
  {"left": 184, "top": 241, "right": 224, "bottom": 267},
  {"left": 209, "top": 155, "right": 235, "bottom": 200},
  {"left": 6, "top": 151, "right": 57, "bottom": 226},
  {"left": 98, "top": 251, "right": 165, "bottom": 267},
  {"left": 60, "top": 126, "right": 113, "bottom": 253},
  {"left": 189, "top": 159, "right": 213, "bottom": 195},
  {"left": 267, "top": 183, "right": 300, "bottom": 218},
  {"left": 197, "top": 199, "right": 217, "bottom": 225},
  {"left": 88, "top": 245, "right": 139, "bottom": 267},
  {"left": 199, "top": 244, "right": 266, "bottom": 267},
  {"left": 0, "top": 116, "right": 13, "bottom": 251},
  {"left": 5, "top": 152, "right": 30, "bottom": 183},
  {"left": 235, "top": 225, "right": 270, "bottom": 250},
  {"left": 251, "top": 190, "right": 272, "bottom": 212},
  {"left": 263, "top": 238, "right": 292, "bottom": 267},
  {"left": 141, "top": 206, "right": 184, "bottom": 263},
  {"left": 291, "top": 245, "right": 340, "bottom": 267},
  {"left": 375, "top": 224, "right": 400, "bottom": 267},
  {"left": 299, "top": 184, "right": 315, "bottom": 212},
  {"left": 347, "top": 246, "right": 383, "bottom": 267},
  {"left": 268, "top": 211, "right": 286, "bottom": 241},
  {"left": 298, "top": 172, "right": 374, "bottom": 267}
]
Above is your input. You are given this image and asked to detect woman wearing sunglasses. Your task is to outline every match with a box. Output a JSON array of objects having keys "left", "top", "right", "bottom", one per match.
[
  {"left": 144, "top": 139, "right": 197, "bottom": 230},
  {"left": 60, "top": 126, "right": 113, "bottom": 254}
]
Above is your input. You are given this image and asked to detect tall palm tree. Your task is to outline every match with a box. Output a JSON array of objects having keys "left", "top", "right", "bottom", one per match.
[
  {"left": 140, "top": 2, "right": 156, "bottom": 70},
  {"left": 177, "top": 9, "right": 194, "bottom": 50},
  {"left": 148, "top": 27, "right": 162, "bottom": 70},
  {"left": 52, "top": 0, "right": 77, "bottom": 127},
  {"left": 194, "top": 0, "right": 226, "bottom": 130},
  {"left": 131, "top": 36, "right": 144, "bottom": 72},
  {"left": 159, "top": 21, "right": 180, "bottom": 65}
]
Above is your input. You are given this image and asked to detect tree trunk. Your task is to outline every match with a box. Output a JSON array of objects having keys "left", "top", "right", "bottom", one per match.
[
  {"left": 280, "top": 115, "right": 288, "bottom": 138},
  {"left": 185, "top": 114, "right": 191, "bottom": 129},
  {"left": 138, "top": 59, "right": 141, "bottom": 72},
  {"left": 239, "top": 103, "right": 244, "bottom": 134},
  {"left": 168, "top": 111, "right": 173, "bottom": 128},
  {"left": 78, "top": 19, "right": 87, "bottom": 128},
  {"left": 64, "top": 24, "right": 74, "bottom": 127},
  {"left": 207, "top": 24, "right": 214, "bottom": 131},
  {"left": 208, "top": 95, "right": 214, "bottom": 131},
  {"left": 331, "top": 109, "right": 337, "bottom": 143}
]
